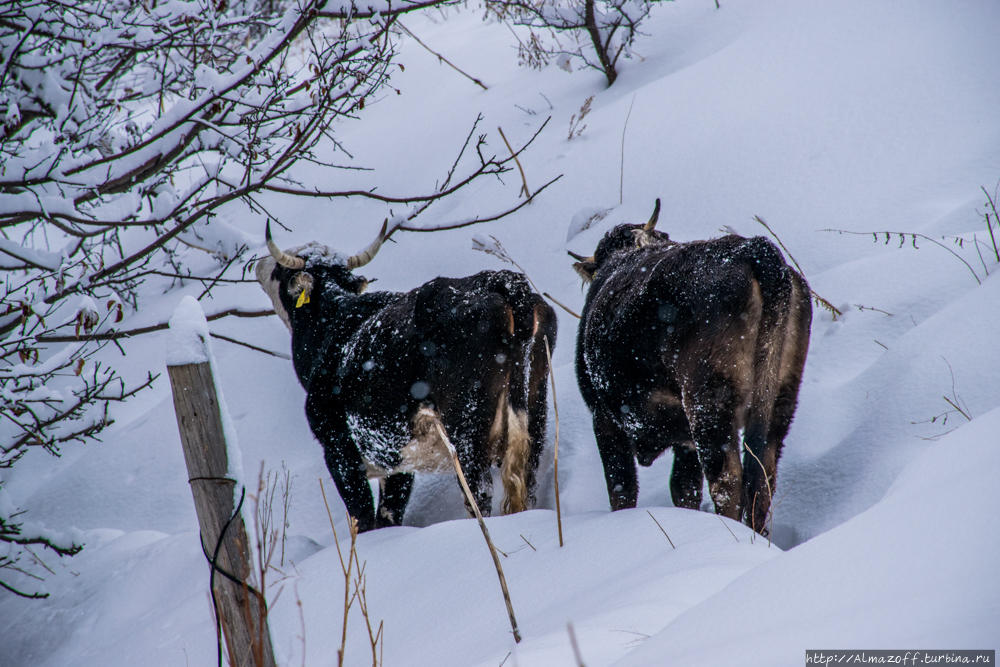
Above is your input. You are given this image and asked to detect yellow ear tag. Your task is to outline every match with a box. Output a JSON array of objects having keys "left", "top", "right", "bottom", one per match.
[{"left": 295, "top": 291, "right": 310, "bottom": 308}]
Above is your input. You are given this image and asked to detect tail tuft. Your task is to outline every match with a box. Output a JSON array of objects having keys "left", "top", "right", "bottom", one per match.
[{"left": 500, "top": 406, "right": 531, "bottom": 514}]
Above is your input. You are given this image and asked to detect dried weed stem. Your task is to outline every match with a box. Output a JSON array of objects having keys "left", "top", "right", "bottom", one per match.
[
  {"left": 544, "top": 335, "right": 564, "bottom": 547},
  {"left": 432, "top": 422, "right": 522, "bottom": 643},
  {"left": 645, "top": 510, "right": 675, "bottom": 548},
  {"left": 754, "top": 216, "right": 842, "bottom": 319},
  {"left": 498, "top": 126, "right": 531, "bottom": 199}
]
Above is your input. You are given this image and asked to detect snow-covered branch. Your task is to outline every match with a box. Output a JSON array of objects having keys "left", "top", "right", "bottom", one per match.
[{"left": 2, "top": 0, "right": 524, "bottom": 596}]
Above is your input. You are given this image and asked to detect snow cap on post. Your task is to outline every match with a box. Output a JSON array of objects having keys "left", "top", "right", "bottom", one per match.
[{"left": 166, "top": 296, "right": 210, "bottom": 366}]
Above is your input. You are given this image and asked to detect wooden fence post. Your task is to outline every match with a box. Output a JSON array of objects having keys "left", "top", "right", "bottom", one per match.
[{"left": 167, "top": 301, "right": 276, "bottom": 667}]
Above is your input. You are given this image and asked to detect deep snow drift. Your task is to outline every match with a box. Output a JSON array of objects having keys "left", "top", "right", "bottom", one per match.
[{"left": 1, "top": 0, "right": 999, "bottom": 665}]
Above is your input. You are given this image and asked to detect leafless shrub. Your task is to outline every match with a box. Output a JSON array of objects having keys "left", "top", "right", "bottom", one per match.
[
  {"left": 487, "top": 0, "right": 668, "bottom": 86},
  {"left": 320, "top": 480, "right": 385, "bottom": 666}
]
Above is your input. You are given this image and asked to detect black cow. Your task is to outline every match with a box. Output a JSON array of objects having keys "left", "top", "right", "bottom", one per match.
[
  {"left": 257, "top": 222, "right": 556, "bottom": 532},
  {"left": 571, "top": 200, "right": 811, "bottom": 534}
]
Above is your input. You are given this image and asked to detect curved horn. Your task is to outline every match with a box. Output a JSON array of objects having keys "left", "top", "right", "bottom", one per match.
[
  {"left": 347, "top": 219, "right": 388, "bottom": 270},
  {"left": 266, "top": 221, "right": 305, "bottom": 270},
  {"left": 567, "top": 250, "right": 594, "bottom": 262},
  {"left": 643, "top": 198, "right": 662, "bottom": 232}
]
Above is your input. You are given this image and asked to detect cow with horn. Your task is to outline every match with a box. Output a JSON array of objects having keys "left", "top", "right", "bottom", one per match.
[
  {"left": 571, "top": 200, "right": 811, "bottom": 534},
  {"left": 257, "top": 221, "right": 557, "bottom": 532}
]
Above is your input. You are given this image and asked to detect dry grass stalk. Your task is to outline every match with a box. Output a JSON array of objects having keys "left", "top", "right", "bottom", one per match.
[
  {"left": 543, "top": 335, "right": 564, "bottom": 547},
  {"left": 982, "top": 184, "right": 1000, "bottom": 263},
  {"left": 472, "top": 235, "right": 542, "bottom": 295},
  {"left": 568, "top": 96, "right": 593, "bottom": 140},
  {"left": 645, "top": 510, "right": 675, "bottom": 549},
  {"left": 244, "top": 462, "right": 297, "bottom": 667},
  {"left": 754, "top": 215, "right": 843, "bottom": 319},
  {"left": 620, "top": 93, "right": 636, "bottom": 205},
  {"left": 542, "top": 291, "right": 581, "bottom": 319},
  {"left": 216, "top": 598, "right": 238, "bottom": 667},
  {"left": 822, "top": 226, "right": 983, "bottom": 285},
  {"left": 432, "top": 421, "right": 523, "bottom": 644},
  {"left": 474, "top": 237, "right": 582, "bottom": 323},
  {"left": 911, "top": 358, "right": 972, "bottom": 439},
  {"left": 719, "top": 515, "right": 739, "bottom": 543},
  {"left": 519, "top": 534, "right": 537, "bottom": 551},
  {"left": 567, "top": 622, "right": 587, "bottom": 667},
  {"left": 498, "top": 126, "right": 531, "bottom": 199},
  {"left": 295, "top": 583, "right": 307, "bottom": 667},
  {"left": 319, "top": 481, "right": 360, "bottom": 666},
  {"left": 397, "top": 22, "right": 488, "bottom": 90},
  {"left": 741, "top": 445, "right": 773, "bottom": 546},
  {"left": 319, "top": 479, "right": 385, "bottom": 667},
  {"left": 355, "top": 566, "right": 385, "bottom": 667}
]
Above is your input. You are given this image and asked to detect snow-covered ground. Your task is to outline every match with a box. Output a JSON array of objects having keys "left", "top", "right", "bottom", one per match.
[{"left": 2, "top": 0, "right": 999, "bottom": 665}]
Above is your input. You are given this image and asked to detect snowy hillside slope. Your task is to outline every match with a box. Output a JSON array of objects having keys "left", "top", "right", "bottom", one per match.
[
  {"left": 2, "top": 0, "right": 999, "bottom": 665},
  {"left": 618, "top": 407, "right": 1000, "bottom": 666}
]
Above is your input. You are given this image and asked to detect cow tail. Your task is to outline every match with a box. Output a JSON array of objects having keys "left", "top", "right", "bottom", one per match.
[
  {"left": 499, "top": 284, "right": 556, "bottom": 515},
  {"left": 739, "top": 237, "right": 795, "bottom": 527}
]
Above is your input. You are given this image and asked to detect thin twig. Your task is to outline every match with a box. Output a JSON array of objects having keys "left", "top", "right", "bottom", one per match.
[
  {"left": 854, "top": 304, "right": 893, "bottom": 316},
  {"left": 392, "top": 175, "right": 563, "bottom": 237},
  {"left": 34, "top": 308, "right": 275, "bottom": 343},
  {"left": 645, "top": 510, "right": 675, "bottom": 549},
  {"left": 498, "top": 126, "right": 531, "bottom": 199},
  {"left": 519, "top": 534, "right": 537, "bottom": 551},
  {"left": 209, "top": 333, "right": 291, "bottom": 359},
  {"left": 544, "top": 335, "right": 563, "bottom": 547},
  {"left": 397, "top": 22, "right": 488, "bottom": 90}
]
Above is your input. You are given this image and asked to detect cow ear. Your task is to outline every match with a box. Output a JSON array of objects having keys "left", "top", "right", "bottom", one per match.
[
  {"left": 288, "top": 271, "right": 314, "bottom": 307},
  {"left": 573, "top": 260, "right": 598, "bottom": 283}
]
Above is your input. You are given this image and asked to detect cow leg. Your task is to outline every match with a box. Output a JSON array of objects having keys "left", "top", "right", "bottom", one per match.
[
  {"left": 743, "top": 381, "right": 798, "bottom": 534},
  {"left": 742, "top": 410, "right": 774, "bottom": 535},
  {"left": 458, "top": 451, "right": 493, "bottom": 518},
  {"left": 669, "top": 443, "right": 703, "bottom": 510},
  {"left": 321, "top": 444, "right": 376, "bottom": 533},
  {"left": 449, "top": 420, "right": 494, "bottom": 518},
  {"left": 307, "top": 396, "right": 377, "bottom": 532},
  {"left": 683, "top": 379, "right": 743, "bottom": 521},
  {"left": 375, "top": 472, "right": 414, "bottom": 528},
  {"left": 594, "top": 410, "right": 638, "bottom": 511}
]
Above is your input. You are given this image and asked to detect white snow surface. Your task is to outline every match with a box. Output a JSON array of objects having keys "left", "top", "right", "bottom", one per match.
[{"left": 2, "top": 0, "right": 999, "bottom": 665}]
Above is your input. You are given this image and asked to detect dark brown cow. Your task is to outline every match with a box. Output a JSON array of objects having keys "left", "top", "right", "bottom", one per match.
[
  {"left": 257, "top": 223, "right": 557, "bottom": 532},
  {"left": 572, "top": 200, "right": 811, "bottom": 534}
]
